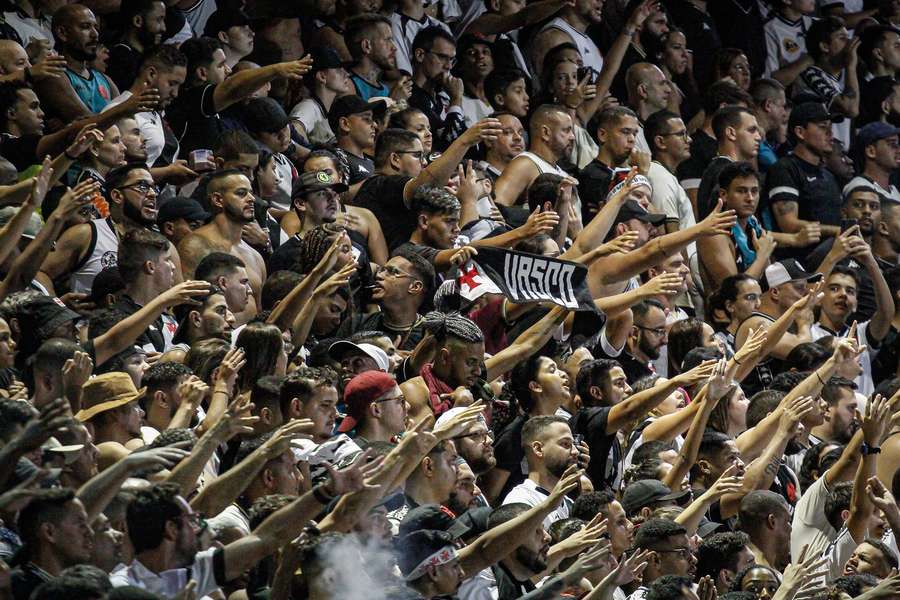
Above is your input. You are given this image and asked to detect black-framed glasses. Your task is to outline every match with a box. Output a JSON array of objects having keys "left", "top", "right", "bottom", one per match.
[
  {"left": 426, "top": 50, "right": 457, "bottom": 66},
  {"left": 452, "top": 430, "right": 491, "bottom": 443},
  {"left": 635, "top": 325, "right": 667, "bottom": 337},
  {"left": 395, "top": 150, "right": 426, "bottom": 161},
  {"left": 118, "top": 181, "right": 159, "bottom": 197},
  {"left": 377, "top": 264, "right": 416, "bottom": 279},
  {"left": 656, "top": 547, "right": 691, "bottom": 559}
]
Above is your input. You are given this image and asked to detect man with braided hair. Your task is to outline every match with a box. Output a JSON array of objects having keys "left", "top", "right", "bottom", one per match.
[{"left": 402, "top": 307, "right": 572, "bottom": 423}]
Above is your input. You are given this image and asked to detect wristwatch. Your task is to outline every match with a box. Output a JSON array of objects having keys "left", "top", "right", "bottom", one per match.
[{"left": 861, "top": 442, "right": 881, "bottom": 455}]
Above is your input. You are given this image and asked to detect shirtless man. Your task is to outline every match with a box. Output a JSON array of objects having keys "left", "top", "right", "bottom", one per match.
[
  {"left": 38, "top": 163, "right": 183, "bottom": 295},
  {"left": 178, "top": 169, "right": 266, "bottom": 320},
  {"left": 280, "top": 149, "right": 388, "bottom": 265}
]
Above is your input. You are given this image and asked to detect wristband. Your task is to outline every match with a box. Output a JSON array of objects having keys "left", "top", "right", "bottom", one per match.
[
  {"left": 815, "top": 371, "right": 826, "bottom": 385},
  {"left": 732, "top": 355, "right": 743, "bottom": 366},
  {"left": 861, "top": 443, "right": 881, "bottom": 456}
]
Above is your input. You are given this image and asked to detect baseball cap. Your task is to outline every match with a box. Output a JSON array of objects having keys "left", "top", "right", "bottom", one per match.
[
  {"left": 855, "top": 121, "right": 900, "bottom": 152},
  {"left": 612, "top": 199, "right": 666, "bottom": 228},
  {"left": 397, "top": 529, "right": 458, "bottom": 580},
  {"left": 329, "top": 341, "right": 390, "bottom": 371},
  {"left": 621, "top": 479, "right": 691, "bottom": 517},
  {"left": 292, "top": 170, "right": 349, "bottom": 198},
  {"left": 399, "top": 504, "right": 472, "bottom": 540},
  {"left": 157, "top": 197, "right": 210, "bottom": 226},
  {"left": 338, "top": 369, "right": 397, "bottom": 433},
  {"left": 18, "top": 295, "right": 80, "bottom": 340},
  {"left": 763, "top": 258, "right": 823, "bottom": 290},
  {"left": 89, "top": 267, "right": 125, "bottom": 305},
  {"left": 243, "top": 97, "right": 290, "bottom": 133},
  {"left": 328, "top": 95, "right": 387, "bottom": 132},
  {"left": 203, "top": 9, "right": 250, "bottom": 36},
  {"left": 0, "top": 206, "right": 42, "bottom": 239},
  {"left": 788, "top": 102, "right": 844, "bottom": 131},
  {"left": 434, "top": 406, "right": 487, "bottom": 433},
  {"left": 697, "top": 518, "right": 723, "bottom": 538},
  {"left": 309, "top": 46, "right": 349, "bottom": 73}
]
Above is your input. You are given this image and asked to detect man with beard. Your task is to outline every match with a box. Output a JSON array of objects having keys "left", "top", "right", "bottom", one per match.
[
  {"left": 37, "top": 4, "right": 119, "bottom": 121},
  {"left": 75, "top": 372, "right": 145, "bottom": 450},
  {"left": 179, "top": 169, "right": 266, "bottom": 319},
  {"left": 104, "top": 44, "right": 188, "bottom": 170},
  {"left": 194, "top": 252, "right": 253, "bottom": 327},
  {"left": 435, "top": 407, "right": 496, "bottom": 478},
  {"left": 10, "top": 489, "right": 95, "bottom": 600},
  {"left": 112, "top": 466, "right": 367, "bottom": 597},
  {"left": 578, "top": 107, "right": 641, "bottom": 221},
  {"left": 387, "top": 440, "right": 460, "bottom": 528},
  {"left": 611, "top": 4, "right": 671, "bottom": 101},
  {"left": 408, "top": 28, "right": 466, "bottom": 154},
  {"left": 810, "top": 261, "right": 893, "bottom": 397},
  {"left": 627, "top": 518, "right": 697, "bottom": 600},
  {"left": 484, "top": 503, "right": 552, "bottom": 600},
  {"left": 170, "top": 287, "right": 235, "bottom": 349},
  {"left": 494, "top": 104, "right": 576, "bottom": 207},
  {"left": 484, "top": 113, "right": 525, "bottom": 183},
  {"left": 346, "top": 14, "right": 399, "bottom": 102},
  {"left": 109, "top": 228, "right": 179, "bottom": 354},
  {"left": 106, "top": 0, "right": 166, "bottom": 91},
  {"left": 38, "top": 164, "right": 177, "bottom": 295},
  {"left": 851, "top": 123, "right": 900, "bottom": 203},
  {"left": 623, "top": 299, "right": 667, "bottom": 383},
  {"left": 502, "top": 416, "right": 580, "bottom": 528},
  {"left": 809, "top": 377, "right": 860, "bottom": 444}
]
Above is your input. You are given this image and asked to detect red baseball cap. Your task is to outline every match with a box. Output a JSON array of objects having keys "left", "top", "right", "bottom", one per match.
[{"left": 338, "top": 370, "right": 397, "bottom": 433}]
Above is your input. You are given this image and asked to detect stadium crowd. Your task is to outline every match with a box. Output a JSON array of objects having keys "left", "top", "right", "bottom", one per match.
[{"left": 1, "top": 0, "right": 900, "bottom": 599}]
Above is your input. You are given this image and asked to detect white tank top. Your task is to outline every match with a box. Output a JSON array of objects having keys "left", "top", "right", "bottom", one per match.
[
  {"left": 540, "top": 17, "right": 604, "bottom": 74},
  {"left": 518, "top": 152, "right": 582, "bottom": 214},
  {"left": 70, "top": 218, "right": 119, "bottom": 294}
]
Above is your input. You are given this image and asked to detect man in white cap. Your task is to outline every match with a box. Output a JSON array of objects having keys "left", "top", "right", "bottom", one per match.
[{"left": 328, "top": 339, "right": 390, "bottom": 391}]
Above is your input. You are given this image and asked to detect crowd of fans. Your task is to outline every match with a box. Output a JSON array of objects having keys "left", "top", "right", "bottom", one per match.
[{"left": 0, "top": 0, "right": 899, "bottom": 599}]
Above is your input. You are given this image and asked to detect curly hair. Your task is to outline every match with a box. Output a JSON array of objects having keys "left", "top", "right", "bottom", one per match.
[{"left": 410, "top": 185, "right": 460, "bottom": 217}]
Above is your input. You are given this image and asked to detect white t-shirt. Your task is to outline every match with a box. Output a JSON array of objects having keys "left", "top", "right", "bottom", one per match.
[
  {"left": 502, "top": 478, "right": 570, "bottom": 529},
  {"left": 810, "top": 319, "right": 875, "bottom": 398},
  {"left": 289, "top": 98, "right": 335, "bottom": 146},
  {"left": 110, "top": 548, "right": 222, "bottom": 599},
  {"left": 648, "top": 161, "right": 699, "bottom": 284},
  {"left": 3, "top": 12, "right": 53, "bottom": 50},
  {"left": 390, "top": 13, "right": 451, "bottom": 74},
  {"left": 791, "top": 474, "right": 837, "bottom": 560},
  {"left": 207, "top": 503, "right": 251, "bottom": 537},
  {"left": 103, "top": 91, "right": 172, "bottom": 168},
  {"left": 764, "top": 14, "right": 813, "bottom": 77},
  {"left": 821, "top": 526, "right": 860, "bottom": 583}
]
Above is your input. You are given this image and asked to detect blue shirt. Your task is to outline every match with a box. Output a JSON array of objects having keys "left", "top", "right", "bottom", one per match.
[
  {"left": 65, "top": 68, "right": 113, "bottom": 113},
  {"left": 351, "top": 73, "right": 389, "bottom": 101}
]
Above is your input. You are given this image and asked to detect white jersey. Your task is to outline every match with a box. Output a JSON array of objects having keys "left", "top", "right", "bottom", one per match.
[
  {"left": 390, "top": 12, "right": 452, "bottom": 74},
  {"left": 538, "top": 18, "right": 604, "bottom": 74},
  {"left": 764, "top": 14, "right": 813, "bottom": 77},
  {"left": 70, "top": 218, "right": 119, "bottom": 294}
]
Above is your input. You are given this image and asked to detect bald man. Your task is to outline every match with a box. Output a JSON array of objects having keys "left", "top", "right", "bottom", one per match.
[
  {"left": 493, "top": 104, "right": 576, "bottom": 207},
  {"left": 0, "top": 39, "right": 66, "bottom": 81},
  {"left": 34, "top": 4, "right": 120, "bottom": 121},
  {"left": 625, "top": 62, "right": 673, "bottom": 153}
]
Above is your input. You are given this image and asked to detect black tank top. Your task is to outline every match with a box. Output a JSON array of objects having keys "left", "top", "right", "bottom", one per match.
[{"left": 740, "top": 311, "right": 784, "bottom": 397}]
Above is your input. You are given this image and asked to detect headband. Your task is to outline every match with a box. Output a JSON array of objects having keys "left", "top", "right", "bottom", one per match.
[{"left": 404, "top": 545, "right": 459, "bottom": 581}]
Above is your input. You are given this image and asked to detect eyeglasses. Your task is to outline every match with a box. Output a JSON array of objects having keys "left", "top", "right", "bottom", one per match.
[
  {"left": 660, "top": 129, "right": 689, "bottom": 139},
  {"left": 635, "top": 325, "right": 667, "bottom": 337},
  {"left": 656, "top": 547, "right": 691, "bottom": 559},
  {"left": 453, "top": 431, "right": 491, "bottom": 444},
  {"left": 374, "top": 394, "right": 406, "bottom": 404},
  {"left": 377, "top": 264, "right": 416, "bottom": 279},
  {"left": 395, "top": 150, "right": 426, "bottom": 161},
  {"left": 118, "top": 181, "right": 159, "bottom": 197},
  {"left": 426, "top": 50, "right": 457, "bottom": 66}
]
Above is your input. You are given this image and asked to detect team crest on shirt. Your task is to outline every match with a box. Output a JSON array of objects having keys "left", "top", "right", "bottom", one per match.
[
  {"left": 784, "top": 38, "right": 800, "bottom": 53},
  {"left": 101, "top": 251, "right": 118, "bottom": 269}
]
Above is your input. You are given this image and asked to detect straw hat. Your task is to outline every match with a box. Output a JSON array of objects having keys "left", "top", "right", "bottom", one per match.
[{"left": 75, "top": 372, "right": 146, "bottom": 422}]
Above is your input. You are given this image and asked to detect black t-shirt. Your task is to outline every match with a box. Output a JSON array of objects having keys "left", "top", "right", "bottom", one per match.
[
  {"left": 111, "top": 295, "right": 166, "bottom": 353},
  {"left": 666, "top": 0, "right": 722, "bottom": 88},
  {"left": 335, "top": 311, "right": 426, "bottom": 351},
  {"left": 873, "top": 325, "right": 899, "bottom": 385},
  {"left": 569, "top": 406, "right": 621, "bottom": 492},
  {"left": 166, "top": 83, "right": 222, "bottom": 155},
  {"left": 394, "top": 241, "right": 441, "bottom": 269},
  {"left": 352, "top": 174, "right": 414, "bottom": 251},
  {"left": 696, "top": 156, "right": 733, "bottom": 220},
  {"left": 803, "top": 242, "right": 892, "bottom": 323},
  {"left": 336, "top": 148, "right": 375, "bottom": 185},
  {"left": 764, "top": 154, "right": 842, "bottom": 244},
  {"left": 492, "top": 561, "right": 536, "bottom": 600},
  {"left": 577, "top": 159, "right": 617, "bottom": 223},
  {"left": 708, "top": 0, "right": 767, "bottom": 77},
  {"left": 106, "top": 42, "right": 142, "bottom": 91},
  {"left": 676, "top": 130, "right": 718, "bottom": 190},
  {"left": 492, "top": 414, "right": 527, "bottom": 498},
  {"left": 0, "top": 134, "right": 40, "bottom": 171}
]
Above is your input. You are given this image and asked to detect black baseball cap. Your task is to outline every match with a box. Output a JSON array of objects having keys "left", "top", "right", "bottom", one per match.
[
  {"left": 203, "top": 10, "right": 251, "bottom": 36},
  {"left": 157, "top": 197, "right": 210, "bottom": 226},
  {"left": 309, "top": 46, "right": 349, "bottom": 73},
  {"left": 396, "top": 529, "right": 456, "bottom": 578},
  {"left": 243, "top": 97, "right": 289, "bottom": 133},
  {"left": 612, "top": 199, "right": 666, "bottom": 228},
  {"left": 788, "top": 102, "right": 844, "bottom": 131},
  {"left": 328, "top": 95, "right": 387, "bottom": 132},
  {"left": 621, "top": 479, "right": 691, "bottom": 517},
  {"left": 399, "top": 504, "right": 472, "bottom": 540}
]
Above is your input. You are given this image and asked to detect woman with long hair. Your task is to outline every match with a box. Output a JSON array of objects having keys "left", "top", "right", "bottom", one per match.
[
  {"left": 235, "top": 321, "right": 289, "bottom": 392},
  {"left": 667, "top": 317, "right": 723, "bottom": 375},
  {"left": 709, "top": 274, "right": 762, "bottom": 357}
]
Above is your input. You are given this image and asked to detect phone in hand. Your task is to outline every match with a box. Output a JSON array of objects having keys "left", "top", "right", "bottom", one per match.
[
  {"left": 840, "top": 218, "right": 859, "bottom": 234},
  {"left": 577, "top": 66, "right": 597, "bottom": 84}
]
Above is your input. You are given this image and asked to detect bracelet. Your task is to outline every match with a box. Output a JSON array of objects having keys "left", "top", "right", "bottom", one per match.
[
  {"left": 213, "top": 389, "right": 230, "bottom": 396},
  {"left": 732, "top": 356, "right": 743, "bottom": 365},
  {"left": 312, "top": 484, "right": 335, "bottom": 504},
  {"left": 815, "top": 371, "right": 826, "bottom": 385}
]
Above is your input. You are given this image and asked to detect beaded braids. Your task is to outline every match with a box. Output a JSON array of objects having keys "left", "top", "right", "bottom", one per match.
[{"left": 423, "top": 311, "right": 484, "bottom": 345}]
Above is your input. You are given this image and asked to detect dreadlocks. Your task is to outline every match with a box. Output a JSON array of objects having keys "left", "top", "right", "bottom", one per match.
[
  {"left": 423, "top": 311, "right": 484, "bottom": 344},
  {"left": 297, "top": 223, "right": 347, "bottom": 274}
]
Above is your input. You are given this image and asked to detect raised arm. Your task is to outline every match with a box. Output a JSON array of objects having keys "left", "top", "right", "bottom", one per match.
[
  {"left": 465, "top": 0, "right": 569, "bottom": 35},
  {"left": 485, "top": 306, "right": 568, "bottom": 381},
  {"left": 847, "top": 395, "right": 891, "bottom": 542},
  {"left": 213, "top": 57, "right": 313, "bottom": 112}
]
